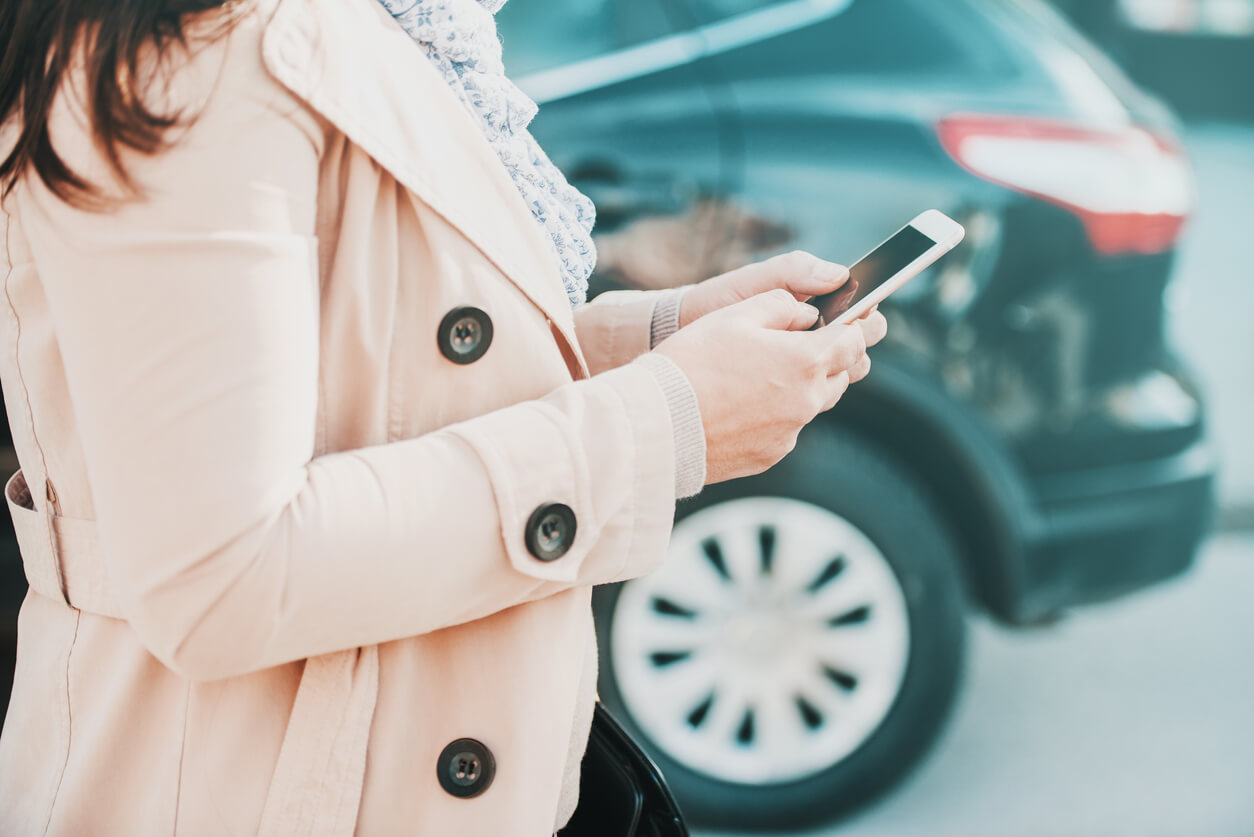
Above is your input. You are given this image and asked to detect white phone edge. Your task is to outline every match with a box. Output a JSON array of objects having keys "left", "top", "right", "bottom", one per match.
[{"left": 831, "top": 209, "right": 967, "bottom": 325}]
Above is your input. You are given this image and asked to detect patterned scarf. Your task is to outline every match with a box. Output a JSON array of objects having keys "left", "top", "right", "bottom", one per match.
[{"left": 376, "top": 0, "right": 597, "bottom": 307}]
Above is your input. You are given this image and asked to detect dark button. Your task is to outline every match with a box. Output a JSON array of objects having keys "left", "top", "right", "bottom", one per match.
[
  {"left": 438, "top": 306, "right": 493, "bottom": 364},
  {"left": 437, "top": 738, "right": 496, "bottom": 798},
  {"left": 525, "top": 503, "right": 577, "bottom": 562}
]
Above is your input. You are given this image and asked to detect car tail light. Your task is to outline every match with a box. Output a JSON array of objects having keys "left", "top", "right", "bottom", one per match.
[{"left": 937, "top": 114, "right": 1195, "bottom": 257}]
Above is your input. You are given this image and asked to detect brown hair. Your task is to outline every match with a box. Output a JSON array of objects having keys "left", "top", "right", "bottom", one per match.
[{"left": 0, "top": 0, "right": 238, "bottom": 207}]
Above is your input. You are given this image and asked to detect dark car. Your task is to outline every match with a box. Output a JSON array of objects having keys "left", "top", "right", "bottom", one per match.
[{"left": 494, "top": 0, "right": 1217, "bottom": 829}]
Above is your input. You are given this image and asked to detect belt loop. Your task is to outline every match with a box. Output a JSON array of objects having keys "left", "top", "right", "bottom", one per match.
[
  {"left": 6, "top": 466, "right": 70, "bottom": 607},
  {"left": 46, "top": 475, "right": 61, "bottom": 516},
  {"left": 35, "top": 467, "right": 67, "bottom": 602}
]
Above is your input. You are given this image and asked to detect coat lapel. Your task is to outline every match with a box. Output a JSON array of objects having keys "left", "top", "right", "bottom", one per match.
[{"left": 259, "top": 0, "right": 587, "bottom": 375}]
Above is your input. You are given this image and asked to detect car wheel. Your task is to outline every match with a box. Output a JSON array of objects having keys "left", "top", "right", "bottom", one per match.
[{"left": 593, "top": 425, "right": 968, "bottom": 830}]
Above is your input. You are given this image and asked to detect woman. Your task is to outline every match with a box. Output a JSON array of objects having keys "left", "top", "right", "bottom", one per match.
[{"left": 0, "top": 0, "right": 886, "bottom": 833}]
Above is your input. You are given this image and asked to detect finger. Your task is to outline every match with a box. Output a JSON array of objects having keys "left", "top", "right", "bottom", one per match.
[
  {"left": 857, "top": 310, "right": 888, "bottom": 348},
  {"left": 787, "top": 257, "right": 849, "bottom": 299},
  {"left": 730, "top": 251, "right": 850, "bottom": 300},
  {"left": 846, "top": 353, "right": 872, "bottom": 384},
  {"left": 821, "top": 370, "right": 851, "bottom": 412},
  {"left": 734, "top": 288, "right": 821, "bottom": 331},
  {"left": 808, "top": 322, "right": 866, "bottom": 375}
]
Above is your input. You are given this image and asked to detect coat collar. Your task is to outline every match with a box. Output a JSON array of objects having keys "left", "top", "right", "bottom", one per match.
[{"left": 259, "top": 0, "right": 588, "bottom": 376}]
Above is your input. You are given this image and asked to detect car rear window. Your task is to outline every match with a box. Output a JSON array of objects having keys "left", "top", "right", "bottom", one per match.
[{"left": 980, "top": 0, "right": 1152, "bottom": 121}]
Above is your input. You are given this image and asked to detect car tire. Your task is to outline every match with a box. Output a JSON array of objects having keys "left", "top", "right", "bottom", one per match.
[{"left": 593, "top": 423, "right": 968, "bottom": 830}]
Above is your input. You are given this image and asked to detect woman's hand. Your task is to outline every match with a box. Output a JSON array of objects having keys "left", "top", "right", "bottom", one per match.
[
  {"left": 655, "top": 289, "right": 888, "bottom": 486},
  {"left": 678, "top": 250, "right": 851, "bottom": 328}
]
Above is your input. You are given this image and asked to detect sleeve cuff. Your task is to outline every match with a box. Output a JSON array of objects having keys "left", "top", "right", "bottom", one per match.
[
  {"left": 648, "top": 286, "right": 693, "bottom": 349},
  {"left": 633, "top": 353, "right": 706, "bottom": 499}
]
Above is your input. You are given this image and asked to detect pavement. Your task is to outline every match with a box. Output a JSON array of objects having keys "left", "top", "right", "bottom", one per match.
[
  {"left": 697, "top": 120, "right": 1254, "bottom": 837},
  {"left": 697, "top": 532, "right": 1254, "bottom": 837},
  {"left": 1169, "top": 121, "right": 1254, "bottom": 523}
]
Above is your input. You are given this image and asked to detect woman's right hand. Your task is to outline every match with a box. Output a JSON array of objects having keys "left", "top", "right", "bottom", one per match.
[{"left": 654, "top": 289, "right": 887, "bottom": 486}]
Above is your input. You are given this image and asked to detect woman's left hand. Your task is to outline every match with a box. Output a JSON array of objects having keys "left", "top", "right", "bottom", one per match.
[{"left": 678, "top": 250, "right": 851, "bottom": 328}]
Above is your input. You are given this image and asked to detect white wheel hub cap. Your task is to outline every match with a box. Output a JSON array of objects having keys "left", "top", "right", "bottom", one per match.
[{"left": 610, "top": 497, "right": 910, "bottom": 785}]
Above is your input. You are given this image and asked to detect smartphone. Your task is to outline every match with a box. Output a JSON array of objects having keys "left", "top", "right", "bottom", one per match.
[{"left": 808, "top": 210, "right": 966, "bottom": 329}]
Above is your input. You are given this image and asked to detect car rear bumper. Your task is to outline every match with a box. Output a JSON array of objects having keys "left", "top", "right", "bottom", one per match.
[{"left": 1007, "top": 434, "right": 1217, "bottom": 623}]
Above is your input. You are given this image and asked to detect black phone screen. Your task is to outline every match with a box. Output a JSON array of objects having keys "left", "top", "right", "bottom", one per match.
[{"left": 812, "top": 226, "right": 935, "bottom": 323}]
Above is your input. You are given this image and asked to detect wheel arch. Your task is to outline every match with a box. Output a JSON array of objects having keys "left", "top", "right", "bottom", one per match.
[{"left": 821, "top": 353, "right": 1036, "bottom": 623}]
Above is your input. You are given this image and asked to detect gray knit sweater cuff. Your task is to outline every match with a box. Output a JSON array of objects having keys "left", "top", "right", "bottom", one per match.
[
  {"left": 634, "top": 353, "right": 706, "bottom": 500},
  {"left": 649, "top": 286, "right": 692, "bottom": 349}
]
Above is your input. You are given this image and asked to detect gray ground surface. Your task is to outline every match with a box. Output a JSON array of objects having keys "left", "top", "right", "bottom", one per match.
[
  {"left": 698, "top": 532, "right": 1254, "bottom": 837},
  {"left": 1170, "top": 122, "right": 1254, "bottom": 519}
]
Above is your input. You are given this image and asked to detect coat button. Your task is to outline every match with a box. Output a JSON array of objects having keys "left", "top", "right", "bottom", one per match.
[
  {"left": 438, "top": 306, "right": 493, "bottom": 364},
  {"left": 525, "top": 503, "right": 577, "bottom": 562},
  {"left": 437, "top": 738, "right": 496, "bottom": 798}
]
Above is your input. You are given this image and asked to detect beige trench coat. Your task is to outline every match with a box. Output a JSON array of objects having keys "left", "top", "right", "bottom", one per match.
[{"left": 0, "top": 0, "right": 689, "bottom": 833}]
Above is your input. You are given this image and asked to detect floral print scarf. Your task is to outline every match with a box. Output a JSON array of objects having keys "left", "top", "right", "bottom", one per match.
[{"left": 377, "top": 0, "right": 597, "bottom": 306}]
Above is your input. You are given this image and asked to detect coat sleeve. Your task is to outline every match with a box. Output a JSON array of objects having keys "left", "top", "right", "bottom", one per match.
[
  {"left": 19, "top": 47, "right": 677, "bottom": 682},
  {"left": 573, "top": 284, "right": 693, "bottom": 375},
  {"left": 571, "top": 290, "right": 662, "bottom": 375}
]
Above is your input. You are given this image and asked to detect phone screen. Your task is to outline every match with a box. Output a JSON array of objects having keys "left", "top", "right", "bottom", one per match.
[{"left": 813, "top": 226, "right": 936, "bottom": 322}]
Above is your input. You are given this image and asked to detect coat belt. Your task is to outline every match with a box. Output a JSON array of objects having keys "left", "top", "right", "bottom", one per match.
[{"left": 4, "top": 467, "right": 378, "bottom": 837}]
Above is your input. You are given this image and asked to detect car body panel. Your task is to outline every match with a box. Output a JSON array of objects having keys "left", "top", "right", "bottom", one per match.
[{"left": 501, "top": 0, "right": 1216, "bottom": 622}]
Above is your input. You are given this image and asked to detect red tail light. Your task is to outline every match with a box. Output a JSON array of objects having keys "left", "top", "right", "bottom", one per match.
[{"left": 937, "top": 114, "right": 1195, "bottom": 257}]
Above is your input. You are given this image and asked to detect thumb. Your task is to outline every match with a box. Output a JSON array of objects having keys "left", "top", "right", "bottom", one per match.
[{"left": 736, "top": 288, "right": 821, "bottom": 331}]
